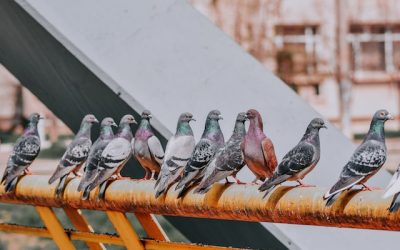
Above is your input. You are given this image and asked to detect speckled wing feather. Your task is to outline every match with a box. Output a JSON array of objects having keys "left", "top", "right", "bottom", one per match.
[
  {"left": 87, "top": 137, "right": 132, "bottom": 191},
  {"left": 49, "top": 137, "right": 91, "bottom": 184},
  {"left": 261, "top": 138, "right": 278, "bottom": 175},
  {"left": 259, "top": 142, "right": 314, "bottom": 192},
  {"left": 148, "top": 136, "right": 164, "bottom": 165},
  {"left": 1, "top": 135, "right": 40, "bottom": 187},
  {"left": 325, "top": 140, "right": 386, "bottom": 198}
]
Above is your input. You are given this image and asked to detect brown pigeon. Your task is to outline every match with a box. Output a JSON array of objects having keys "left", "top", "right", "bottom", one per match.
[{"left": 242, "top": 109, "right": 277, "bottom": 183}]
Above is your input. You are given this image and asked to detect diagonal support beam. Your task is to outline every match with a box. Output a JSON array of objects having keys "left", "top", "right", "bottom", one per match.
[
  {"left": 64, "top": 208, "right": 105, "bottom": 250},
  {"left": 35, "top": 206, "right": 76, "bottom": 250},
  {"left": 106, "top": 211, "right": 144, "bottom": 250},
  {"left": 135, "top": 213, "right": 169, "bottom": 241}
]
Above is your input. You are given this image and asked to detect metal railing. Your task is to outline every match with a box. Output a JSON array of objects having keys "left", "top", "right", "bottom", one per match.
[{"left": 0, "top": 175, "right": 398, "bottom": 249}]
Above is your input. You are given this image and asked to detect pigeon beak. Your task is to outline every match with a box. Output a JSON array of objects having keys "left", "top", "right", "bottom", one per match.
[
  {"left": 387, "top": 113, "right": 394, "bottom": 120},
  {"left": 322, "top": 125, "right": 327, "bottom": 129},
  {"left": 132, "top": 120, "right": 138, "bottom": 124},
  {"left": 148, "top": 114, "right": 153, "bottom": 119},
  {"left": 94, "top": 118, "right": 99, "bottom": 123},
  {"left": 190, "top": 118, "right": 196, "bottom": 122},
  {"left": 218, "top": 115, "right": 223, "bottom": 120},
  {"left": 112, "top": 122, "right": 118, "bottom": 127},
  {"left": 39, "top": 116, "right": 45, "bottom": 120}
]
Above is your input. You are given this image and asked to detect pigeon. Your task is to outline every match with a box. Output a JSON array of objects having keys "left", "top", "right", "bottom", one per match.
[
  {"left": 1, "top": 113, "right": 43, "bottom": 192},
  {"left": 82, "top": 114, "right": 137, "bottom": 200},
  {"left": 195, "top": 112, "right": 248, "bottom": 194},
  {"left": 132, "top": 110, "right": 164, "bottom": 180},
  {"left": 77, "top": 117, "right": 117, "bottom": 192},
  {"left": 242, "top": 109, "right": 278, "bottom": 183},
  {"left": 324, "top": 109, "right": 393, "bottom": 207},
  {"left": 154, "top": 112, "right": 196, "bottom": 198},
  {"left": 175, "top": 110, "right": 225, "bottom": 198},
  {"left": 259, "top": 118, "right": 326, "bottom": 198},
  {"left": 383, "top": 163, "right": 400, "bottom": 212},
  {"left": 49, "top": 114, "right": 98, "bottom": 198}
]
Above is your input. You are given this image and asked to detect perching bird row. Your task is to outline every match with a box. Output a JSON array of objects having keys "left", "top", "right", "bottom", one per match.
[{"left": 1, "top": 109, "right": 399, "bottom": 212}]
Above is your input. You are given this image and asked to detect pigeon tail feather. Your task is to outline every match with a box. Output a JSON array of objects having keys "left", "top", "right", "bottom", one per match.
[
  {"left": 82, "top": 186, "right": 91, "bottom": 200},
  {"left": 388, "top": 192, "right": 400, "bottom": 213},
  {"left": 325, "top": 192, "right": 340, "bottom": 207},
  {"left": 5, "top": 177, "right": 18, "bottom": 193}
]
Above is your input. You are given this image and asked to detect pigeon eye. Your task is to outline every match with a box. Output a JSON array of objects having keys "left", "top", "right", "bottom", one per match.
[{"left": 380, "top": 112, "right": 385, "bottom": 116}]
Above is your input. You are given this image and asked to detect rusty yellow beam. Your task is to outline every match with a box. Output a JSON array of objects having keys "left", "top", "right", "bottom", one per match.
[
  {"left": 1, "top": 175, "right": 399, "bottom": 231},
  {"left": 106, "top": 211, "right": 144, "bottom": 250},
  {"left": 0, "top": 223, "right": 236, "bottom": 250},
  {"left": 63, "top": 208, "right": 105, "bottom": 250},
  {"left": 135, "top": 213, "right": 169, "bottom": 241},
  {"left": 35, "top": 206, "right": 76, "bottom": 250}
]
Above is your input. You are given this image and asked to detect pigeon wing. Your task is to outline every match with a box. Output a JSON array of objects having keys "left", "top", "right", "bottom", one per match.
[
  {"left": 261, "top": 138, "right": 278, "bottom": 173},
  {"left": 148, "top": 135, "right": 164, "bottom": 165}
]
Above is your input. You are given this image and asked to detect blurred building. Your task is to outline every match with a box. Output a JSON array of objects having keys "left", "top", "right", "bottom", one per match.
[
  {"left": 0, "top": 65, "right": 71, "bottom": 144},
  {"left": 191, "top": 0, "right": 400, "bottom": 136}
]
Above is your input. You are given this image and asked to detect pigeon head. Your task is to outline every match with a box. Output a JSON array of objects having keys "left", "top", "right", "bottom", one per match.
[
  {"left": 246, "top": 109, "right": 263, "bottom": 130},
  {"left": 120, "top": 114, "right": 137, "bottom": 125},
  {"left": 101, "top": 117, "right": 117, "bottom": 127},
  {"left": 309, "top": 118, "right": 327, "bottom": 130},
  {"left": 141, "top": 110, "right": 152, "bottom": 120},
  {"left": 236, "top": 112, "right": 248, "bottom": 123},
  {"left": 373, "top": 109, "right": 393, "bottom": 122},
  {"left": 179, "top": 112, "right": 196, "bottom": 123},
  {"left": 207, "top": 110, "right": 223, "bottom": 121},
  {"left": 82, "top": 114, "right": 99, "bottom": 124},
  {"left": 28, "top": 113, "right": 43, "bottom": 124},
  {"left": 176, "top": 112, "right": 195, "bottom": 136}
]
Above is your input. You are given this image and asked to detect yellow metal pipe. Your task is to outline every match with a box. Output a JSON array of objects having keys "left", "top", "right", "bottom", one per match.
[
  {"left": 0, "top": 223, "right": 236, "bottom": 249},
  {"left": 1, "top": 175, "right": 399, "bottom": 231}
]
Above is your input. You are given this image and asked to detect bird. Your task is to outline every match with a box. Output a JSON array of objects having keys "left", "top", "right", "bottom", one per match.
[
  {"left": 49, "top": 114, "right": 98, "bottom": 198},
  {"left": 324, "top": 109, "right": 393, "bottom": 207},
  {"left": 383, "top": 163, "right": 400, "bottom": 212},
  {"left": 195, "top": 112, "right": 248, "bottom": 194},
  {"left": 1, "top": 113, "right": 43, "bottom": 192},
  {"left": 77, "top": 117, "right": 117, "bottom": 192},
  {"left": 258, "top": 118, "right": 326, "bottom": 198},
  {"left": 132, "top": 110, "right": 164, "bottom": 180},
  {"left": 154, "top": 112, "right": 196, "bottom": 198},
  {"left": 82, "top": 114, "right": 137, "bottom": 201},
  {"left": 242, "top": 109, "right": 278, "bottom": 184},
  {"left": 175, "top": 110, "right": 225, "bottom": 198}
]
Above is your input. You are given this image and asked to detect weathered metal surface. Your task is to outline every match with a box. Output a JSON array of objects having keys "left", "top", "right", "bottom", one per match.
[
  {"left": 0, "top": 175, "right": 399, "bottom": 231},
  {"left": 135, "top": 212, "right": 169, "bottom": 241}
]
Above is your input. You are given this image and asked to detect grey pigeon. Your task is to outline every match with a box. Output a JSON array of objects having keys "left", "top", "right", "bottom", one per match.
[
  {"left": 259, "top": 118, "right": 326, "bottom": 198},
  {"left": 82, "top": 114, "right": 137, "bottom": 200},
  {"left": 1, "top": 113, "right": 42, "bottom": 192},
  {"left": 49, "top": 114, "right": 98, "bottom": 198},
  {"left": 154, "top": 112, "right": 196, "bottom": 198},
  {"left": 324, "top": 109, "right": 393, "bottom": 207},
  {"left": 242, "top": 109, "right": 278, "bottom": 184},
  {"left": 132, "top": 110, "right": 164, "bottom": 180},
  {"left": 195, "top": 112, "right": 248, "bottom": 194},
  {"left": 77, "top": 117, "right": 117, "bottom": 192},
  {"left": 175, "top": 110, "right": 225, "bottom": 198},
  {"left": 383, "top": 163, "right": 400, "bottom": 212}
]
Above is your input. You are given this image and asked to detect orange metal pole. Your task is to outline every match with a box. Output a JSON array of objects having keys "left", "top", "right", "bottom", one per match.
[
  {"left": 1, "top": 175, "right": 399, "bottom": 231},
  {"left": 134, "top": 213, "right": 169, "bottom": 241}
]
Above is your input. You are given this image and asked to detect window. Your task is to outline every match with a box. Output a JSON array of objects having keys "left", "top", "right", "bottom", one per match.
[
  {"left": 349, "top": 24, "right": 400, "bottom": 72},
  {"left": 275, "top": 25, "right": 319, "bottom": 76}
]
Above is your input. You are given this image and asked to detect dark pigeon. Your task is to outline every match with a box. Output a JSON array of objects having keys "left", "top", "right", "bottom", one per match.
[
  {"left": 48, "top": 114, "right": 98, "bottom": 198},
  {"left": 324, "top": 109, "right": 393, "bottom": 207},
  {"left": 154, "top": 112, "right": 196, "bottom": 198},
  {"left": 242, "top": 109, "right": 278, "bottom": 184},
  {"left": 195, "top": 112, "right": 248, "bottom": 194},
  {"left": 1, "top": 113, "right": 42, "bottom": 192},
  {"left": 82, "top": 114, "right": 137, "bottom": 201},
  {"left": 259, "top": 118, "right": 326, "bottom": 198},
  {"left": 175, "top": 110, "right": 224, "bottom": 198},
  {"left": 77, "top": 117, "right": 117, "bottom": 192},
  {"left": 132, "top": 110, "right": 164, "bottom": 180},
  {"left": 383, "top": 163, "right": 400, "bottom": 212}
]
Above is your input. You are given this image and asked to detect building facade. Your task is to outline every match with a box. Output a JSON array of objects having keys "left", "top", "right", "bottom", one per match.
[{"left": 191, "top": 0, "right": 400, "bottom": 136}]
